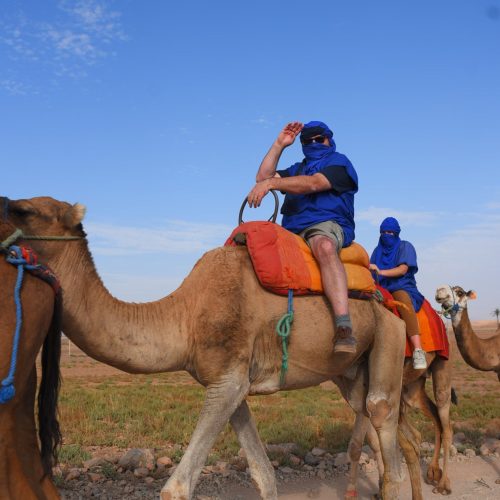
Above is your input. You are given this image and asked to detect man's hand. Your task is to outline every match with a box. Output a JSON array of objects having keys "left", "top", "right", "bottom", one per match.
[
  {"left": 247, "top": 179, "right": 272, "bottom": 208},
  {"left": 276, "top": 122, "right": 303, "bottom": 148},
  {"left": 369, "top": 263, "right": 380, "bottom": 274}
]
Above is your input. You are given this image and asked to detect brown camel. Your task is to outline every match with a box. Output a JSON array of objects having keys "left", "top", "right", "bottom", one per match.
[
  {"left": 0, "top": 222, "right": 62, "bottom": 499},
  {"left": 3, "top": 196, "right": 414, "bottom": 500},
  {"left": 340, "top": 351, "right": 453, "bottom": 497},
  {"left": 435, "top": 285, "right": 500, "bottom": 380}
]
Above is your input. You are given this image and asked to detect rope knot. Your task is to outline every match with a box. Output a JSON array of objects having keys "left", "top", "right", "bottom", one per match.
[{"left": 276, "top": 289, "right": 294, "bottom": 385}]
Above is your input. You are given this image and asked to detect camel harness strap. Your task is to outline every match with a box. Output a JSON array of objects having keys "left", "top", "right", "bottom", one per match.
[{"left": 276, "top": 289, "right": 294, "bottom": 385}]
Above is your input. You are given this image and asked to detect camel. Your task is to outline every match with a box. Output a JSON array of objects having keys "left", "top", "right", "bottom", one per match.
[
  {"left": 0, "top": 221, "right": 62, "bottom": 499},
  {"left": 435, "top": 285, "right": 500, "bottom": 380},
  {"left": 2, "top": 196, "right": 416, "bottom": 500}
]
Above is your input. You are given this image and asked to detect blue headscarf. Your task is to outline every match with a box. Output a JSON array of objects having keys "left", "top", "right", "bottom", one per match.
[
  {"left": 372, "top": 217, "right": 402, "bottom": 269},
  {"left": 300, "top": 121, "right": 352, "bottom": 168}
]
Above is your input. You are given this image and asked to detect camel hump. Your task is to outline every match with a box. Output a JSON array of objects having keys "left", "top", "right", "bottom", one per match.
[{"left": 224, "top": 221, "right": 376, "bottom": 296}]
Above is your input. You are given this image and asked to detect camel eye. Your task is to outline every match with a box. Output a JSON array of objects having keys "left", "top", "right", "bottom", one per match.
[
  {"left": 10, "top": 206, "right": 35, "bottom": 217},
  {"left": 456, "top": 291, "right": 464, "bottom": 298}
]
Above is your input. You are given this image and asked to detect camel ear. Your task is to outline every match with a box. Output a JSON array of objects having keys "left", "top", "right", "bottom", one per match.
[
  {"left": 467, "top": 290, "right": 477, "bottom": 300},
  {"left": 63, "top": 203, "right": 86, "bottom": 228}
]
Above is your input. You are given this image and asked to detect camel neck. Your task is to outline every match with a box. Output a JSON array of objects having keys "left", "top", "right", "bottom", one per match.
[
  {"left": 53, "top": 241, "right": 189, "bottom": 373},
  {"left": 452, "top": 308, "right": 500, "bottom": 371}
]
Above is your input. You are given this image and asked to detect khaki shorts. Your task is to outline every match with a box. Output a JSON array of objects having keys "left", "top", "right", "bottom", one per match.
[{"left": 299, "top": 220, "right": 344, "bottom": 253}]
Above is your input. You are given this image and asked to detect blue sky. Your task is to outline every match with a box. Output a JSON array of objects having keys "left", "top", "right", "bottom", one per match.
[{"left": 1, "top": 0, "right": 499, "bottom": 320}]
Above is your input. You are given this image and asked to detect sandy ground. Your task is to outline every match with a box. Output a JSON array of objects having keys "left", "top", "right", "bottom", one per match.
[{"left": 222, "top": 456, "right": 500, "bottom": 499}]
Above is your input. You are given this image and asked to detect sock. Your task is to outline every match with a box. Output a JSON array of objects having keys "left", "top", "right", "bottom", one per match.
[{"left": 335, "top": 314, "right": 352, "bottom": 330}]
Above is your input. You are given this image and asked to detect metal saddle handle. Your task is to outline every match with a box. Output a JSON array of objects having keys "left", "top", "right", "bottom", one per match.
[{"left": 238, "top": 190, "right": 279, "bottom": 225}]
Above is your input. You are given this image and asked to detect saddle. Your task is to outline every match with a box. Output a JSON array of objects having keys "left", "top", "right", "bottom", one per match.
[{"left": 225, "top": 221, "right": 376, "bottom": 296}]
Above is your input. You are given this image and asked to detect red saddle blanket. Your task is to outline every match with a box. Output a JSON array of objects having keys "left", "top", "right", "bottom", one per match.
[
  {"left": 225, "top": 221, "right": 376, "bottom": 296},
  {"left": 376, "top": 286, "right": 449, "bottom": 359}
]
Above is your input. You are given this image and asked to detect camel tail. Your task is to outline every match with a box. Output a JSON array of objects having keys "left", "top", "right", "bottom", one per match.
[
  {"left": 38, "top": 291, "right": 63, "bottom": 475},
  {"left": 451, "top": 387, "right": 458, "bottom": 405}
]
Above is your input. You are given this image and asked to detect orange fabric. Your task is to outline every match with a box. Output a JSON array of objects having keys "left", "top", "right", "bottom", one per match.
[
  {"left": 376, "top": 285, "right": 449, "bottom": 359},
  {"left": 225, "top": 221, "right": 376, "bottom": 296}
]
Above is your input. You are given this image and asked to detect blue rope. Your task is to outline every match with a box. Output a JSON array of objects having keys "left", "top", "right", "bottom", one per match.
[
  {"left": 276, "top": 289, "right": 294, "bottom": 385},
  {"left": 0, "top": 246, "right": 37, "bottom": 404}
]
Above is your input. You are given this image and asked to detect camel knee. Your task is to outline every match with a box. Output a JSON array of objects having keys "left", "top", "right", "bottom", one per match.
[
  {"left": 348, "top": 438, "right": 363, "bottom": 462},
  {"left": 366, "top": 394, "right": 392, "bottom": 430}
]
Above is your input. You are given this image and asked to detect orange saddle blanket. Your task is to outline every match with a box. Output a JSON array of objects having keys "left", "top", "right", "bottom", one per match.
[
  {"left": 225, "top": 221, "right": 376, "bottom": 296},
  {"left": 376, "top": 286, "right": 449, "bottom": 359}
]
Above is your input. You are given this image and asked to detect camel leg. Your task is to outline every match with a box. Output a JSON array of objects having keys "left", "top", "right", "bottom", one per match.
[
  {"left": 397, "top": 403, "right": 423, "bottom": 500},
  {"left": 430, "top": 358, "right": 452, "bottom": 495},
  {"left": 345, "top": 412, "right": 370, "bottom": 498},
  {"left": 366, "top": 420, "right": 385, "bottom": 492},
  {"left": 230, "top": 400, "right": 277, "bottom": 500},
  {"left": 366, "top": 315, "right": 406, "bottom": 499},
  {"left": 402, "top": 377, "right": 443, "bottom": 487},
  {"left": 161, "top": 374, "right": 250, "bottom": 500},
  {"left": 334, "top": 367, "right": 373, "bottom": 499}
]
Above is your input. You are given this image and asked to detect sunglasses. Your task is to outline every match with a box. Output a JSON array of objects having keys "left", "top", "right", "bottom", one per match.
[{"left": 301, "top": 135, "right": 326, "bottom": 145}]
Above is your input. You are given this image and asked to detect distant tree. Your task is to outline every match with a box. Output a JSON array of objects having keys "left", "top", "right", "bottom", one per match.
[{"left": 493, "top": 308, "right": 500, "bottom": 329}]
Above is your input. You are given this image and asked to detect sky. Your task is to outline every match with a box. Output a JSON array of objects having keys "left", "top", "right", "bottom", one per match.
[{"left": 1, "top": 0, "right": 499, "bottom": 321}]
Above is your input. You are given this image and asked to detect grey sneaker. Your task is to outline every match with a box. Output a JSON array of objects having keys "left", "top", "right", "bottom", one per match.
[
  {"left": 412, "top": 348, "right": 427, "bottom": 370},
  {"left": 333, "top": 326, "right": 357, "bottom": 354}
]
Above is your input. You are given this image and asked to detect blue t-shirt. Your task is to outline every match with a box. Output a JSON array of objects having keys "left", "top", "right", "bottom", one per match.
[
  {"left": 276, "top": 156, "right": 358, "bottom": 246},
  {"left": 371, "top": 240, "right": 424, "bottom": 312}
]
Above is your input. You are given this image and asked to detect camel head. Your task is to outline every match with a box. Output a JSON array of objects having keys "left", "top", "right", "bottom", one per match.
[
  {"left": 435, "top": 285, "right": 477, "bottom": 318},
  {"left": 1, "top": 196, "right": 86, "bottom": 259}
]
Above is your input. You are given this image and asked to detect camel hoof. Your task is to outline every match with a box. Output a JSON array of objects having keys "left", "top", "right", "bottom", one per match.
[
  {"left": 426, "top": 465, "right": 442, "bottom": 484},
  {"left": 433, "top": 478, "right": 452, "bottom": 495}
]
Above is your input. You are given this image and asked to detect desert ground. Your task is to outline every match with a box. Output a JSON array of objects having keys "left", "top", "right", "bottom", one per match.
[{"left": 55, "top": 320, "right": 500, "bottom": 499}]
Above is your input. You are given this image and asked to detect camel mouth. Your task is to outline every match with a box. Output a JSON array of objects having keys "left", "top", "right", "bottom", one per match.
[{"left": 434, "top": 286, "right": 451, "bottom": 305}]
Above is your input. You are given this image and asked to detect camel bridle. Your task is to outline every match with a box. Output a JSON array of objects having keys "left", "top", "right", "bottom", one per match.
[{"left": 440, "top": 286, "right": 464, "bottom": 319}]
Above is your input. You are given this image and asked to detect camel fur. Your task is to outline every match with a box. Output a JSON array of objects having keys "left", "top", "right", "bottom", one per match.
[{"left": 3, "top": 196, "right": 415, "bottom": 500}]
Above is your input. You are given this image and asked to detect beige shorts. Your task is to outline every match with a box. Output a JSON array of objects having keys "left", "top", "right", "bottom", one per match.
[{"left": 299, "top": 220, "right": 344, "bottom": 252}]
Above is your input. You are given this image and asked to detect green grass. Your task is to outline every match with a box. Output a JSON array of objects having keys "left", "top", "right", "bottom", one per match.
[
  {"left": 58, "top": 444, "right": 92, "bottom": 466},
  {"left": 56, "top": 369, "right": 500, "bottom": 463}
]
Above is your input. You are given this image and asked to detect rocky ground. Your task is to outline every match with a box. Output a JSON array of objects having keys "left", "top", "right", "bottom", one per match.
[{"left": 58, "top": 433, "right": 500, "bottom": 499}]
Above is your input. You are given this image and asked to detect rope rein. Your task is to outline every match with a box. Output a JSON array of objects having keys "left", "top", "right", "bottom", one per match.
[
  {"left": 0, "top": 225, "right": 77, "bottom": 404},
  {"left": 0, "top": 246, "right": 39, "bottom": 403},
  {"left": 276, "top": 289, "right": 294, "bottom": 385},
  {"left": 1, "top": 228, "right": 82, "bottom": 250}
]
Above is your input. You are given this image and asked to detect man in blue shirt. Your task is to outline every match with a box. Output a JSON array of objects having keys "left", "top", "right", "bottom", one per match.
[{"left": 247, "top": 121, "right": 358, "bottom": 353}]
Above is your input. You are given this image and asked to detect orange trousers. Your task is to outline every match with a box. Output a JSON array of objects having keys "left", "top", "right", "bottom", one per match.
[{"left": 392, "top": 289, "right": 420, "bottom": 337}]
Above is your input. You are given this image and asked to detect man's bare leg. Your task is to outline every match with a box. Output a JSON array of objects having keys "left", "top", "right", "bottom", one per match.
[{"left": 309, "top": 234, "right": 357, "bottom": 353}]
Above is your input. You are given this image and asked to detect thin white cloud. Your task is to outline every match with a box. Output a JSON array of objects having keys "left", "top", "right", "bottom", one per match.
[
  {"left": 485, "top": 201, "right": 500, "bottom": 210},
  {"left": 98, "top": 272, "right": 184, "bottom": 301},
  {"left": 357, "top": 206, "right": 440, "bottom": 227},
  {"left": 252, "top": 116, "right": 274, "bottom": 127},
  {"left": 86, "top": 220, "right": 233, "bottom": 256},
  {"left": 0, "top": 0, "right": 126, "bottom": 89},
  {"left": 0, "top": 78, "right": 35, "bottom": 96}
]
